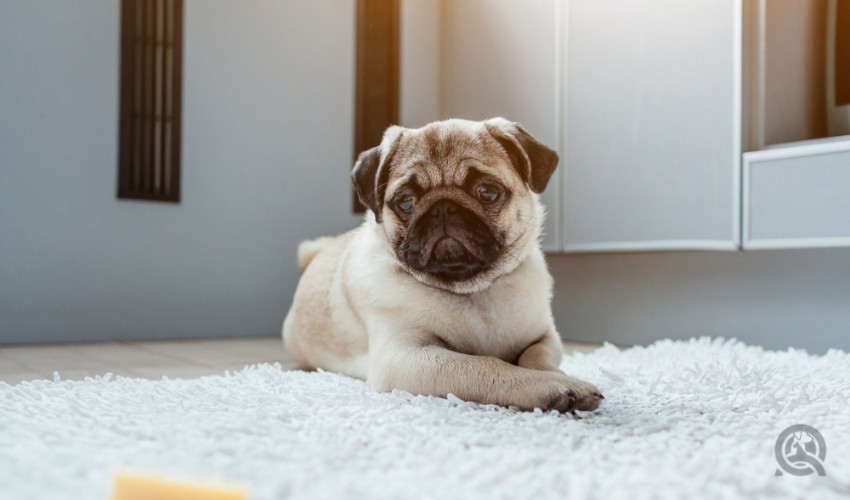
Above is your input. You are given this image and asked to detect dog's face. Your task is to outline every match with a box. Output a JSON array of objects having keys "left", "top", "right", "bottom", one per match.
[{"left": 352, "top": 118, "right": 558, "bottom": 294}]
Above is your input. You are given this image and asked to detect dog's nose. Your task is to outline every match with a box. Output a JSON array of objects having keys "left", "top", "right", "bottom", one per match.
[{"left": 428, "top": 200, "right": 459, "bottom": 223}]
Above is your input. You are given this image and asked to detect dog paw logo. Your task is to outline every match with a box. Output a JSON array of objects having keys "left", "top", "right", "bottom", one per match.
[{"left": 774, "top": 424, "right": 826, "bottom": 476}]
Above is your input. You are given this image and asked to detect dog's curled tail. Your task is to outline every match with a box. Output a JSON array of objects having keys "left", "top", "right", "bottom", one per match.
[{"left": 297, "top": 237, "right": 334, "bottom": 272}]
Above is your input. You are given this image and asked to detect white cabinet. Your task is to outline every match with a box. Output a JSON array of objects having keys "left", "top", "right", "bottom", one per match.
[
  {"left": 561, "top": 0, "right": 741, "bottom": 251},
  {"left": 738, "top": 0, "right": 850, "bottom": 250},
  {"left": 438, "top": 0, "right": 850, "bottom": 253}
]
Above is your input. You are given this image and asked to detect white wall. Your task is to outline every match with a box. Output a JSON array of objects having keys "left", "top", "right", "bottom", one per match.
[
  {"left": 440, "top": 0, "right": 850, "bottom": 353},
  {"left": 440, "top": 0, "right": 561, "bottom": 250},
  {"left": 0, "top": 0, "right": 361, "bottom": 344},
  {"left": 400, "top": 0, "right": 441, "bottom": 128}
]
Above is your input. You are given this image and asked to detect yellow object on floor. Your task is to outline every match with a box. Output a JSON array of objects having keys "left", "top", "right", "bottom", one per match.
[{"left": 111, "top": 472, "right": 246, "bottom": 500}]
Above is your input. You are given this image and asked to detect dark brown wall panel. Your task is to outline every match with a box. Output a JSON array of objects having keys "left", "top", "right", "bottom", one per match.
[{"left": 353, "top": 0, "right": 400, "bottom": 212}]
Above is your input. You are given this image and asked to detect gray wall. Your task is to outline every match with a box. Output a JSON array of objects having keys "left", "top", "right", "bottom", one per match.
[
  {"left": 0, "top": 0, "right": 361, "bottom": 344},
  {"left": 548, "top": 249, "right": 850, "bottom": 354}
]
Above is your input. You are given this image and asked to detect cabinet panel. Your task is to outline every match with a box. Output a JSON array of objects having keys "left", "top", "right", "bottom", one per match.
[
  {"left": 743, "top": 140, "right": 850, "bottom": 248},
  {"left": 563, "top": 0, "right": 740, "bottom": 251}
]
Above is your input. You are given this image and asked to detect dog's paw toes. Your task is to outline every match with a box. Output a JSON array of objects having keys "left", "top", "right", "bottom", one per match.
[
  {"left": 573, "top": 391, "right": 604, "bottom": 411},
  {"left": 558, "top": 377, "right": 604, "bottom": 412},
  {"left": 544, "top": 389, "right": 576, "bottom": 413}
]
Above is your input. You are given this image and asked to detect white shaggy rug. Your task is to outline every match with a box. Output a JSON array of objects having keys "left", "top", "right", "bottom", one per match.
[{"left": 2, "top": 338, "right": 849, "bottom": 500}]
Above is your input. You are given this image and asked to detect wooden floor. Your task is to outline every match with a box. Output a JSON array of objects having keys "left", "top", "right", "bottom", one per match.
[{"left": 0, "top": 338, "right": 602, "bottom": 385}]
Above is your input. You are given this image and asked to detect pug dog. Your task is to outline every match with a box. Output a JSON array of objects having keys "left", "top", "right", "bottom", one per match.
[{"left": 282, "top": 118, "right": 603, "bottom": 412}]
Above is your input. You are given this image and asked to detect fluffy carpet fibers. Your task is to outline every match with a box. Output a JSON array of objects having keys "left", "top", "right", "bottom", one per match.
[{"left": 2, "top": 338, "right": 849, "bottom": 500}]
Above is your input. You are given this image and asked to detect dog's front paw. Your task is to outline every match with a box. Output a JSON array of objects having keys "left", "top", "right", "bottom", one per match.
[
  {"left": 535, "top": 375, "right": 603, "bottom": 413},
  {"left": 561, "top": 376, "right": 604, "bottom": 411}
]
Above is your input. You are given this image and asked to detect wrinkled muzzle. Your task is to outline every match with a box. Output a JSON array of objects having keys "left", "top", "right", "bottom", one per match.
[{"left": 401, "top": 199, "right": 502, "bottom": 282}]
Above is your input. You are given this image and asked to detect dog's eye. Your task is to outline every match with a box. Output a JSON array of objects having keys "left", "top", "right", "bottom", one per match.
[
  {"left": 396, "top": 194, "right": 416, "bottom": 213},
  {"left": 475, "top": 184, "right": 501, "bottom": 203}
]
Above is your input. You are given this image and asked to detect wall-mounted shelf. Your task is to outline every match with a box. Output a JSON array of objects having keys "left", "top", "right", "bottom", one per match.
[{"left": 742, "top": 137, "right": 850, "bottom": 249}]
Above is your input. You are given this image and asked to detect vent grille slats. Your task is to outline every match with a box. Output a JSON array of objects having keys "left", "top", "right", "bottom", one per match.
[{"left": 118, "top": 0, "right": 183, "bottom": 203}]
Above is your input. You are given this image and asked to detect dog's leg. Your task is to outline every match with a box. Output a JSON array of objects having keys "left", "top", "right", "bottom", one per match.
[
  {"left": 369, "top": 343, "right": 597, "bottom": 412},
  {"left": 516, "top": 330, "right": 604, "bottom": 411},
  {"left": 516, "top": 330, "right": 564, "bottom": 371}
]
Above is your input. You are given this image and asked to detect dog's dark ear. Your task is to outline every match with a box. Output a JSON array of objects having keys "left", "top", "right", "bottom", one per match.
[
  {"left": 485, "top": 118, "right": 559, "bottom": 193},
  {"left": 352, "top": 146, "right": 383, "bottom": 217},
  {"left": 351, "top": 126, "right": 404, "bottom": 222}
]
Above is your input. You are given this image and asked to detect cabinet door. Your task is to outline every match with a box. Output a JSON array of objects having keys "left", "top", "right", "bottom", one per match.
[
  {"left": 563, "top": 0, "right": 741, "bottom": 251},
  {"left": 743, "top": 140, "right": 850, "bottom": 249}
]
